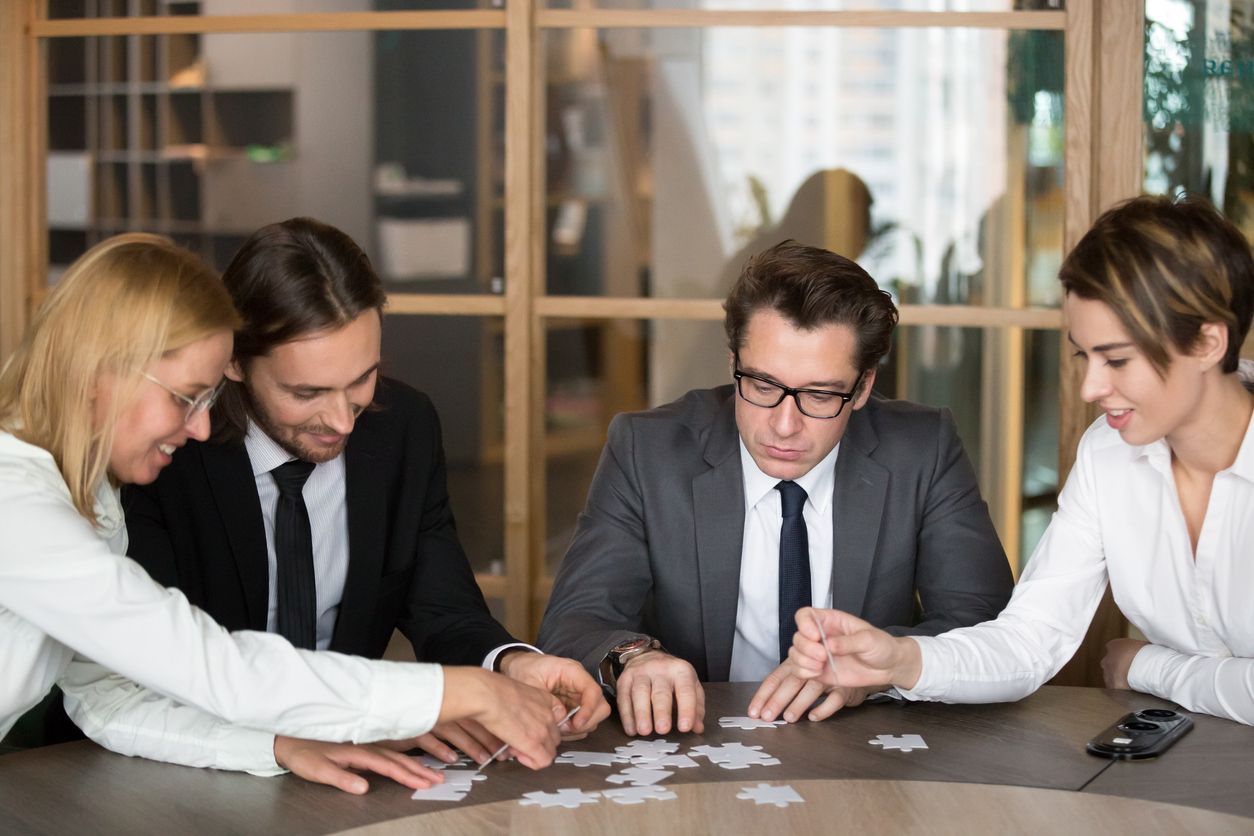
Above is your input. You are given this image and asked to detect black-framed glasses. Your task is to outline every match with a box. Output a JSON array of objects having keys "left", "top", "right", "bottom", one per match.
[
  {"left": 142, "top": 372, "right": 225, "bottom": 425},
  {"left": 733, "top": 365, "right": 863, "bottom": 420}
]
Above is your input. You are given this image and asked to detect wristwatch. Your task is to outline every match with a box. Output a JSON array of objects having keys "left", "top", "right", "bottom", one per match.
[{"left": 598, "top": 636, "right": 664, "bottom": 694}]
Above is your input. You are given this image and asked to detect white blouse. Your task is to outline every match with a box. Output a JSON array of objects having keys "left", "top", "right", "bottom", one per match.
[
  {"left": 904, "top": 406, "right": 1254, "bottom": 725},
  {"left": 0, "top": 432, "right": 443, "bottom": 772}
]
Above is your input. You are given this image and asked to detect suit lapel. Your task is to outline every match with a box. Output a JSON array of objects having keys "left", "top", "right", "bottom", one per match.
[
  {"left": 202, "top": 443, "right": 271, "bottom": 630},
  {"left": 334, "top": 410, "right": 388, "bottom": 652},
  {"left": 829, "top": 408, "right": 887, "bottom": 616},
  {"left": 693, "top": 399, "right": 744, "bottom": 682}
]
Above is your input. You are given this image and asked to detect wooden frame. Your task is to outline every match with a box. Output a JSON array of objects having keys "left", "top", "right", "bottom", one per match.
[{"left": 9, "top": 2, "right": 1118, "bottom": 657}]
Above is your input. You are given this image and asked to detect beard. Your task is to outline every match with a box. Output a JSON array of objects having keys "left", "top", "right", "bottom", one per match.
[{"left": 243, "top": 388, "right": 349, "bottom": 464}]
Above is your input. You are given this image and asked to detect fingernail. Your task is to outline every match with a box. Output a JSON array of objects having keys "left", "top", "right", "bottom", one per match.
[{"left": 783, "top": 713, "right": 794, "bottom": 723}]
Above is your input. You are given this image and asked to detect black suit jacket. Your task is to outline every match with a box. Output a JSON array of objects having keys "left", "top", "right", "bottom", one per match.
[{"left": 121, "top": 376, "right": 515, "bottom": 666}]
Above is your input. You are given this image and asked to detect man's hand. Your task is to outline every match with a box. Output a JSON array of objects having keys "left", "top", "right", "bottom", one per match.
[
  {"left": 497, "top": 651, "right": 611, "bottom": 739},
  {"left": 747, "top": 659, "right": 871, "bottom": 723},
  {"left": 1101, "top": 638, "right": 1150, "bottom": 690},
  {"left": 439, "top": 667, "right": 566, "bottom": 770},
  {"left": 614, "top": 650, "right": 705, "bottom": 736},
  {"left": 790, "top": 607, "right": 921, "bottom": 690},
  {"left": 273, "top": 736, "right": 443, "bottom": 795},
  {"left": 393, "top": 721, "right": 505, "bottom": 766}
]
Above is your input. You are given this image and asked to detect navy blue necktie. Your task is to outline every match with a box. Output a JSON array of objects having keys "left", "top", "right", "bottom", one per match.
[
  {"left": 776, "top": 480, "right": 811, "bottom": 664},
  {"left": 272, "top": 459, "right": 317, "bottom": 650}
]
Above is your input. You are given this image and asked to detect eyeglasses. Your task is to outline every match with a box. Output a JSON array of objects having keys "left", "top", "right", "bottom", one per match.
[
  {"left": 141, "top": 372, "right": 225, "bottom": 424},
  {"left": 733, "top": 364, "right": 864, "bottom": 420}
]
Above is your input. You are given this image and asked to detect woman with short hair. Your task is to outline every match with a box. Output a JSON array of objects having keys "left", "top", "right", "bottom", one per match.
[{"left": 790, "top": 195, "right": 1254, "bottom": 725}]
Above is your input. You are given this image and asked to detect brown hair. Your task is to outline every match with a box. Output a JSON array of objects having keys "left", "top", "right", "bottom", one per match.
[
  {"left": 0, "top": 234, "right": 238, "bottom": 522},
  {"left": 213, "top": 217, "right": 387, "bottom": 444},
  {"left": 724, "top": 239, "right": 898, "bottom": 382},
  {"left": 1060, "top": 195, "right": 1254, "bottom": 374}
]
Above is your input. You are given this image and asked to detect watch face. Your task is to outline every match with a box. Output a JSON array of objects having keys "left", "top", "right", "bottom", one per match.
[{"left": 615, "top": 638, "right": 650, "bottom": 655}]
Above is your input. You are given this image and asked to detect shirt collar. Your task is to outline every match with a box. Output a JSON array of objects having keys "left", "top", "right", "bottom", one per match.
[
  {"left": 739, "top": 437, "right": 840, "bottom": 514},
  {"left": 244, "top": 420, "right": 302, "bottom": 476},
  {"left": 1227, "top": 404, "right": 1254, "bottom": 484},
  {"left": 1134, "top": 400, "right": 1254, "bottom": 485}
]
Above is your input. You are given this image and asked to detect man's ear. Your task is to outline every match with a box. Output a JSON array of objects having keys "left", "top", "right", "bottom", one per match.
[
  {"left": 225, "top": 358, "right": 246, "bottom": 383},
  {"left": 852, "top": 368, "right": 877, "bottom": 410},
  {"left": 728, "top": 350, "right": 737, "bottom": 379},
  {"left": 1194, "top": 322, "right": 1228, "bottom": 372}
]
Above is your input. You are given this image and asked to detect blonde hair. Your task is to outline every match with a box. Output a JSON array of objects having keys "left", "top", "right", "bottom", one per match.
[{"left": 0, "top": 233, "right": 240, "bottom": 523}]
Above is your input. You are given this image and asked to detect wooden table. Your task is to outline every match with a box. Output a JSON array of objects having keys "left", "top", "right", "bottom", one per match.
[{"left": 1, "top": 685, "right": 1250, "bottom": 834}]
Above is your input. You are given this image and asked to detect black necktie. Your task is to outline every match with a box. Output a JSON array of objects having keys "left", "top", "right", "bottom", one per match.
[
  {"left": 272, "top": 459, "right": 317, "bottom": 650},
  {"left": 776, "top": 480, "right": 811, "bottom": 663}
]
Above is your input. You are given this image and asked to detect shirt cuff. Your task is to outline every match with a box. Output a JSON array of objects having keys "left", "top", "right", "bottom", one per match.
[
  {"left": 1126, "top": 642, "right": 1172, "bottom": 697},
  {"left": 233, "top": 730, "right": 286, "bottom": 777},
  {"left": 483, "top": 642, "right": 541, "bottom": 672},
  {"left": 360, "top": 660, "right": 444, "bottom": 742},
  {"left": 893, "top": 637, "right": 942, "bottom": 702}
]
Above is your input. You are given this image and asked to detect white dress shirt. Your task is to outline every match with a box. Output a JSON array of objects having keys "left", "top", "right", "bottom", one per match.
[
  {"left": 729, "top": 440, "right": 838, "bottom": 683},
  {"left": 903, "top": 409, "right": 1254, "bottom": 725},
  {"left": 0, "top": 432, "right": 445, "bottom": 774},
  {"left": 245, "top": 421, "right": 530, "bottom": 668}
]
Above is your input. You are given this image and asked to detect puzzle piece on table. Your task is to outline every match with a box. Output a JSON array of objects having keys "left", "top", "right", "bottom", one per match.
[
  {"left": 438, "top": 769, "right": 490, "bottom": 786},
  {"left": 556, "top": 750, "right": 626, "bottom": 768},
  {"left": 603, "top": 785, "right": 679, "bottom": 805},
  {"left": 868, "top": 734, "right": 928, "bottom": 753},
  {"left": 417, "top": 754, "right": 475, "bottom": 770},
  {"left": 605, "top": 766, "right": 675, "bottom": 786},
  {"left": 629, "top": 753, "right": 698, "bottom": 769},
  {"left": 689, "top": 742, "right": 781, "bottom": 770},
  {"left": 411, "top": 783, "right": 473, "bottom": 802},
  {"left": 736, "top": 783, "right": 805, "bottom": 808},
  {"left": 614, "top": 739, "right": 680, "bottom": 760},
  {"left": 719, "top": 716, "right": 787, "bottom": 731},
  {"left": 518, "top": 789, "right": 602, "bottom": 809}
]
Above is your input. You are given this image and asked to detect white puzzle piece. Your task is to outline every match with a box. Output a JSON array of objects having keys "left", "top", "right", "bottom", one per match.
[
  {"left": 614, "top": 739, "right": 680, "bottom": 760},
  {"left": 438, "top": 769, "right": 489, "bottom": 786},
  {"left": 868, "top": 734, "right": 928, "bottom": 753},
  {"left": 719, "top": 716, "right": 787, "bottom": 731},
  {"left": 556, "top": 751, "right": 626, "bottom": 768},
  {"left": 736, "top": 783, "right": 805, "bottom": 808},
  {"left": 629, "top": 753, "right": 698, "bottom": 769},
  {"left": 605, "top": 766, "right": 675, "bottom": 786},
  {"left": 689, "top": 742, "right": 781, "bottom": 770},
  {"left": 603, "top": 785, "right": 679, "bottom": 805},
  {"left": 410, "top": 783, "right": 473, "bottom": 802},
  {"left": 518, "top": 788, "right": 603, "bottom": 809}
]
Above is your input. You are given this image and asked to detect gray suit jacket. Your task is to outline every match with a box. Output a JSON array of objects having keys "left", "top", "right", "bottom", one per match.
[{"left": 537, "top": 385, "right": 1013, "bottom": 681}]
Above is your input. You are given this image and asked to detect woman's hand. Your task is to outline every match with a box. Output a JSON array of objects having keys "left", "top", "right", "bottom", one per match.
[{"left": 273, "top": 736, "right": 444, "bottom": 795}]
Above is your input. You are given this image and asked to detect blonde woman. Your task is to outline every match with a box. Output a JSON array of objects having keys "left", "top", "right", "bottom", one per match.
[
  {"left": 0, "top": 234, "right": 567, "bottom": 791},
  {"left": 789, "top": 196, "right": 1254, "bottom": 725}
]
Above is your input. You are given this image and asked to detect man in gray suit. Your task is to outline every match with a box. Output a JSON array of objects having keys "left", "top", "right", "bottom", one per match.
[{"left": 537, "top": 240, "right": 1013, "bottom": 737}]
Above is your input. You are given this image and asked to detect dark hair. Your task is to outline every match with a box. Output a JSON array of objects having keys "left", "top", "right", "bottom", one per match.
[
  {"left": 724, "top": 239, "right": 898, "bottom": 382},
  {"left": 1060, "top": 195, "right": 1254, "bottom": 375},
  {"left": 213, "top": 217, "right": 387, "bottom": 443}
]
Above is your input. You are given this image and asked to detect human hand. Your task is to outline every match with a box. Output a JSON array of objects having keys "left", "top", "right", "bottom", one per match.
[
  {"left": 790, "top": 607, "right": 921, "bottom": 690},
  {"left": 615, "top": 650, "right": 705, "bottom": 736},
  {"left": 273, "top": 736, "right": 443, "bottom": 795},
  {"left": 387, "top": 721, "right": 505, "bottom": 766},
  {"left": 747, "top": 658, "right": 872, "bottom": 723},
  {"left": 1101, "top": 638, "right": 1150, "bottom": 690},
  {"left": 439, "top": 667, "right": 565, "bottom": 770},
  {"left": 497, "top": 651, "right": 611, "bottom": 739}
]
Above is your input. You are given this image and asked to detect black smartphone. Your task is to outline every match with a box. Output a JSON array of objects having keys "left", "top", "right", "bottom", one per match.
[{"left": 1086, "top": 708, "right": 1194, "bottom": 759}]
